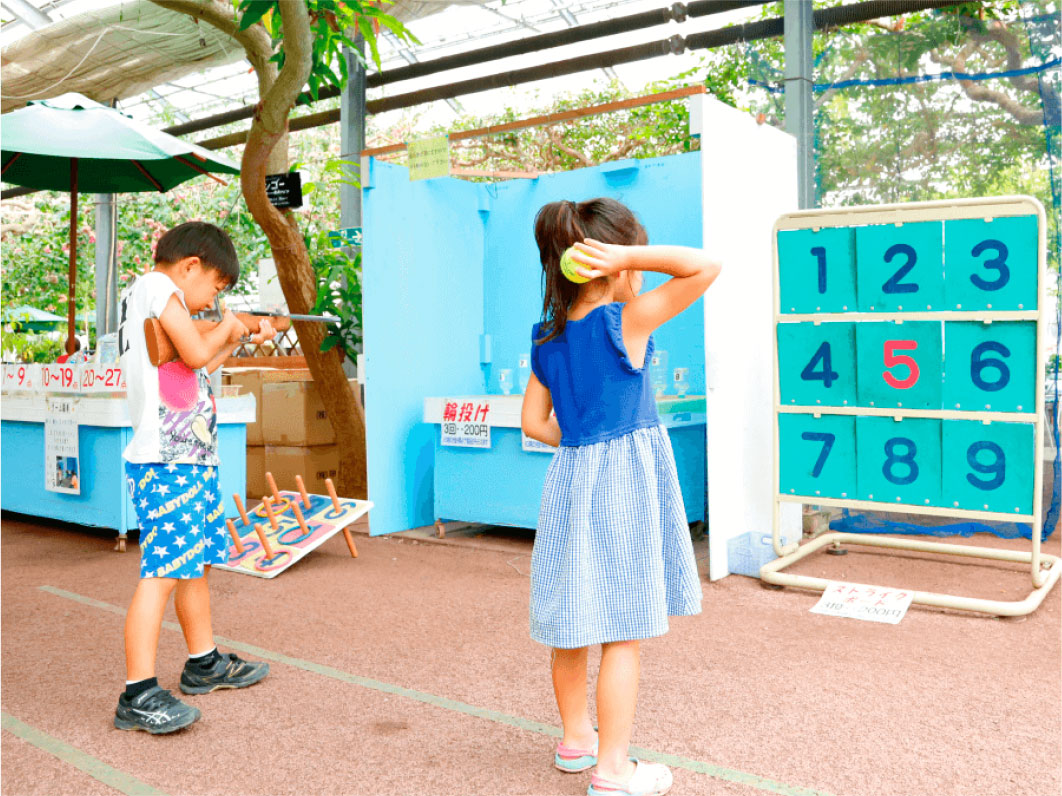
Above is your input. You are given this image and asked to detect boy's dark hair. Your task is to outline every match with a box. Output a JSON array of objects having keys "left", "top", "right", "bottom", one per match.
[
  {"left": 154, "top": 221, "right": 239, "bottom": 285},
  {"left": 534, "top": 197, "right": 647, "bottom": 344}
]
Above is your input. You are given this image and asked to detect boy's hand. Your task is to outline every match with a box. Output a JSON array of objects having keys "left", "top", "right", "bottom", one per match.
[
  {"left": 569, "top": 238, "right": 636, "bottom": 280},
  {"left": 248, "top": 319, "right": 276, "bottom": 345},
  {"left": 223, "top": 310, "right": 250, "bottom": 344}
]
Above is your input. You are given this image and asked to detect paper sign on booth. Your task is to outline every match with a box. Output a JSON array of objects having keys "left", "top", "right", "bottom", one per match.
[
  {"left": 441, "top": 399, "right": 491, "bottom": 448},
  {"left": 810, "top": 581, "right": 914, "bottom": 624},
  {"left": 408, "top": 136, "right": 450, "bottom": 181},
  {"left": 44, "top": 396, "right": 80, "bottom": 494}
]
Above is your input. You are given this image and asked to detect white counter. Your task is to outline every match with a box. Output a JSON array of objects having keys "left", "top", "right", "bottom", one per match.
[{"left": 1, "top": 393, "right": 256, "bottom": 426}]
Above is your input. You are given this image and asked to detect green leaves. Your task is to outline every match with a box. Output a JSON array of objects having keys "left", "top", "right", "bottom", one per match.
[{"left": 308, "top": 230, "right": 362, "bottom": 360}]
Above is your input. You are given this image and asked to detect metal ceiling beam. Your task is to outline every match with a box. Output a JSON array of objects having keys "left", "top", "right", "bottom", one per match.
[{"left": 1, "top": 0, "right": 52, "bottom": 29}]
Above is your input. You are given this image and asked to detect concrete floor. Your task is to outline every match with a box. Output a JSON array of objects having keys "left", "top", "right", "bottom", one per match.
[{"left": 2, "top": 513, "right": 1059, "bottom": 796}]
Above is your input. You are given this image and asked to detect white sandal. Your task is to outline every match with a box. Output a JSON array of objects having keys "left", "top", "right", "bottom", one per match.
[{"left": 587, "top": 758, "right": 673, "bottom": 796}]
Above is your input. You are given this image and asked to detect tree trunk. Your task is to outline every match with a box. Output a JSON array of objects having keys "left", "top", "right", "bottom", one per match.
[{"left": 151, "top": 0, "right": 366, "bottom": 497}]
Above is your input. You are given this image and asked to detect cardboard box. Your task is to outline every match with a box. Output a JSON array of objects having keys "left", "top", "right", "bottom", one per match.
[
  {"left": 246, "top": 446, "right": 267, "bottom": 501},
  {"left": 263, "top": 445, "right": 340, "bottom": 496},
  {"left": 262, "top": 381, "right": 335, "bottom": 446},
  {"left": 222, "top": 367, "right": 314, "bottom": 445}
]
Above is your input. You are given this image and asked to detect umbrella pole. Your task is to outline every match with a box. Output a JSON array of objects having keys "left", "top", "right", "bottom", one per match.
[{"left": 66, "top": 159, "right": 78, "bottom": 355}]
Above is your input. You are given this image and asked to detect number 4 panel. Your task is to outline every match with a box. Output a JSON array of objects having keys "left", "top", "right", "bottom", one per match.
[
  {"left": 779, "top": 414, "right": 856, "bottom": 499},
  {"left": 941, "top": 420, "right": 1035, "bottom": 515},
  {"left": 943, "top": 216, "right": 1038, "bottom": 311},
  {"left": 777, "top": 227, "right": 857, "bottom": 313},
  {"left": 856, "top": 416, "right": 942, "bottom": 507},
  {"left": 777, "top": 322, "right": 856, "bottom": 407}
]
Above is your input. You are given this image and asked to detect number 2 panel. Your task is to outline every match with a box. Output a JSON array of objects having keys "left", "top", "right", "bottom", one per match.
[
  {"left": 856, "top": 416, "right": 942, "bottom": 507},
  {"left": 943, "top": 322, "right": 1036, "bottom": 412},
  {"left": 779, "top": 414, "right": 856, "bottom": 499},
  {"left": 943, "top": 215, "right": 1038, "bottom": 311},
  {"left": 856, "top": 221, "right": 944, "bottom": 312},
  {"left": 856, "top": 321, "right": 942, "bottom": 409},
  {"left": 941, "top": 420, "right": 1035, "bottom": 515},
  {"left": 777, "top": 227, "right": 857, "bottom": 313},
  {"left": 777, "top": 322, "right": 856, "bottom": 406}
]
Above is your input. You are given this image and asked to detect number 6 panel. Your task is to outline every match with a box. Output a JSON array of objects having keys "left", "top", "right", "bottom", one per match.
[
  {"left": 778, "top": 414, "right": 857, "bottom": 500},
  {"left": 943, "top": 216, "right": 1038, "bottom": 311},
  {"left": 856, "top": 221, "right": 943, "bottom": 312},
  {"left": 941, "top": 420, "right": 1035, "bottom": 515},
  {"left": 856, "top": 417, "right": 942, "bottom": 507},
  {"left": 942, "top": 321, "right": 1036, "bottom": 412}
]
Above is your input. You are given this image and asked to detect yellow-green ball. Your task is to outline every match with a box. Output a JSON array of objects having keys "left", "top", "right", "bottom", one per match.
[{"left": 560, "top": 247, "right": 590, "bottom": 283}]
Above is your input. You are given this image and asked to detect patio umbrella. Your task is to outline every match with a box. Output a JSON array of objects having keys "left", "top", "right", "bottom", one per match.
[
  {"left": 2, "top": 305, "right": 65, "bottom": 333},
  {"left": 0, "top": 93, "right": 240, "bottom": 353}
]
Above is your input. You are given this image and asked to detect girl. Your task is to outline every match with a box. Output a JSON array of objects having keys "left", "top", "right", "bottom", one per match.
[{"left": 521, "top": 198, "right": 720, "bottom": 796}]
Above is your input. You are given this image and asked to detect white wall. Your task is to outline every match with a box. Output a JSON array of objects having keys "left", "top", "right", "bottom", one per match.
[{"left": 698, "top": 96, "right": 801, "bottom": 580}]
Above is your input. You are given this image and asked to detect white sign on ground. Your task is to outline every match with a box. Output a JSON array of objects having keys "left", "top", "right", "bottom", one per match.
[{"left": 810, "top": 581, "right": 915, "bottom": 624}]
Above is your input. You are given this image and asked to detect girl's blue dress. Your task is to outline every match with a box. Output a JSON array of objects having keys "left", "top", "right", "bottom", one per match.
[{"left": 529, "top": 302, "right": 702, "bottom": 648}]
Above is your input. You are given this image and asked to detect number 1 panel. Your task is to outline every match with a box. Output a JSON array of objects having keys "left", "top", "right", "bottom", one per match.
[
  {"left": 777, "top": 227, "right": 857, "bottom": 313},
  {"left": 856, "top": 321, "right": 943, "bottom": 409},
  {"left": 856, "top": 221, "right": 944, "bottom": 312},
  {"left": 777, "top": 322, "right": 856, "bottom": 407},
  {"left": 779, "top": 414, "right": 856, "bottom": 500},
  {"left": 943, "top": 321, "right": 1037, "bottom": 412},
  {"left": 941, "top": 420, "right": 1035, "bottom": 515},
  {"left": 856, "top": 416, "right": 942, "bottom": 507},
  {"left": 943, "top": 216, "right": 1038, "bottom": 311}
]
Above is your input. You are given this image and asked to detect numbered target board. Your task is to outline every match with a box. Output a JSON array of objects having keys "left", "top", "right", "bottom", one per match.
[{"left": 774, "top": 198, "right": 1045, "bottom": 521}]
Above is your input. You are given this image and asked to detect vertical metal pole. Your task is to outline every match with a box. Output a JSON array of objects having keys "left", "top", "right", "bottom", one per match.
[
  {"left": 340, "top": 32, "right": 366, "bottom": 231},
  {"left": 784, "top": 0, "right": 815, "bottom": 209},
  {"left": 94, "top": 193, "right": 117, "bottom": 337}
]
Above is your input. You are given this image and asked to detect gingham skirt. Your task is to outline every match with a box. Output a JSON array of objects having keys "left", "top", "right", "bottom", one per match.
[{"left": 529, "top": 424, "right": 703, "bottom": 649}]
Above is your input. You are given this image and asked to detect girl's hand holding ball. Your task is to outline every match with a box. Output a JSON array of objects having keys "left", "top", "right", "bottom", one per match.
[{"left": 561, "top": 238, "right": 634, "bottom": 282}]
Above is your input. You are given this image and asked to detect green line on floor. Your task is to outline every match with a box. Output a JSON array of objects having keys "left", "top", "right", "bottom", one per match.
[
  {"left": 39, "top": 585, "right": 836, "bottom": 796},
  {"left": 2, "top": 712, "right": 168, "bottom": 796}
]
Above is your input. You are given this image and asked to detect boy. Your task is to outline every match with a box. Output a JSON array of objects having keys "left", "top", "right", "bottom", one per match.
[{"left": 115, "top": 221, "right": 274, "bottom": 734}]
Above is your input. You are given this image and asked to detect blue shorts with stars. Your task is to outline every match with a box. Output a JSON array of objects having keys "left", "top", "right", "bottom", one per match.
[{"left": 125, "top": 462, "right": 229, "bottom": 579}]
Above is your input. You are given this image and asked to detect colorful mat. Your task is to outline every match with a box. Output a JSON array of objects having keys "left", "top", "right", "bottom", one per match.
[{"left": 215, "top": 490, "right": 372, "bottom": 578}]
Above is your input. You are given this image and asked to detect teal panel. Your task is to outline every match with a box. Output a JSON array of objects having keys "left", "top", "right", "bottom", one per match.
[
  {"left": 941, "top": 420, "right": 1035, "bottom": 515},
  {"left": 856, "top": 416, "right": 942, "bottom": 507},
  {"left": 856, "top": 221, "right": 944, "bottom": 311},
  {"left": 856, "top": 321, "right": 943, "bottom": 409},
  {"left": 777, "top": 322, "right": 856, "bottom": 407},
  {"left": 943, "top": 215, "right": 1038, "bottom": 311},
  {"left": 942, "top": 322, "right": 1037, "bottom": 412},
  {"left": 778, "top": 414, "right": 856, "bottom": 499},
  {"left": 777, "top": 227, "right": 856, "bottom": 313}
]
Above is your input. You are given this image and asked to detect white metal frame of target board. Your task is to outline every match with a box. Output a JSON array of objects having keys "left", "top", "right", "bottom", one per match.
[{"left": 764, "top": 195, "right": 1061, "bottom": 616}]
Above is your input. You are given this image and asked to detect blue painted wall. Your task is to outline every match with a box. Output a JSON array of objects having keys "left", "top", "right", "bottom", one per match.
[{"left": 363, "top": 153, "right": 704, "bottom": 535}]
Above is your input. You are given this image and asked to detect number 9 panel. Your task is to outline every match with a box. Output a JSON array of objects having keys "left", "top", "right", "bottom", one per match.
[
  {"left": 856, "top": 221, "right": 944, "bottom": 312},
  {"left": 943, "top": 321, "right": 1036, "bottom": 412},
  {"left": 778, "top": 414, "right": 856, "bottom": 500},
  {"left": 856, "top": 416, "right": 942, "bottom": 506},
  {"left": 941, "top": 420, "right": 1035, "bottom": 515},
  {"left": 777, "top": 227, "right": 857, "bottom": 313},
  {"left": 943, "top": 216, "right": 1038, "bottom": 311}
]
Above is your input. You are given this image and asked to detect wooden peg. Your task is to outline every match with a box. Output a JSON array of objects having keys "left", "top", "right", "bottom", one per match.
[
  {"left": 291, "top": 502, "right": 310, "bottom": 535},
  {"left": 341, "top": 527, "right": 358, "bottom": 558},
  {"left": 262, "top": 496, "right": 279, "bottom": 530},
  {"left": 226, "top": 519, "right": 245, "bottom": 554},
  {"left": 325, "top": 478, "right": 342, "bottom": 514},
  {"left": 233, "top": 493, "right": 251, "bottom": 526},
  {"left": 253, "top": 523, "right": 276, "bottom": 560},
  {"left": 295, "top": 474, "right": 312, "bottom": 509},
  {"left": 265, "top": 471, "right": 282, "bottom": 504}
]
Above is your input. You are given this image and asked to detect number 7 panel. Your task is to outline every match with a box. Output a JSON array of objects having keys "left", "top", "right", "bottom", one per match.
[{"left": 778, "top": 414, "right": 857, "bottom": 500}]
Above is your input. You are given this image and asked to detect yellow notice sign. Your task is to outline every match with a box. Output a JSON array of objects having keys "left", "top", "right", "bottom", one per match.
[{"left": 407, "top": 136, "right": 450, "bottom": 181}]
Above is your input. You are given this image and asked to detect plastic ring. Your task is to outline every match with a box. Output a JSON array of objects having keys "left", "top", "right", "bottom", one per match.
[
  {"left": 253, "top": 497, "right": 293, "bottom": 518},
  {"left": 277, "top": 526, "right": 314, "bottom": 545},
  {"left": 227, "top": 539, "right": 260, "bottom": 564},
  {"left": 254, "top": 549, "right": 292, "bottom": 572}
]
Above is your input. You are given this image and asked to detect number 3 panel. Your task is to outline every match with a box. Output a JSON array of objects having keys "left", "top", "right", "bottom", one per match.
[
  {"left": 856, "top": 321, "right": 942, "bottom": 409},
  {"left": 777, "top": 322, "right": 856, "bottom": 407},
  {"left": 943, "top": 322, "right": 1037, "bottom": 412},
  {"left": 856, "top": 416, "right": 942, "bottom": 507},
  {"left": 856, "top": 221, "right": 944, "bottom": 312},
  {"left": 941, "top": 420, "right": 1035, "bottom": 515},
  {"left": 943, "top": 216, "right": 1038, "bottom": 311},
  {"left": 779, "top": 414, "right": 856, "bottom": 499},
  {"left": 777, "top": 227, "right": 857, "bottom": 313}
]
